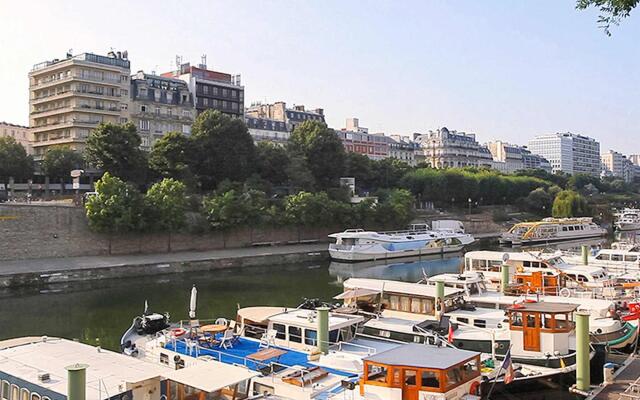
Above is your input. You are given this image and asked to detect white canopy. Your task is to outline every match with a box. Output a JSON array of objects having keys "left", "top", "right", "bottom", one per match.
[
  {"left": 166, "top": 362, "right": 258, "bottom": 392},
  {"left": 334, "top": 287, "right": 381, "bottom": 300}
]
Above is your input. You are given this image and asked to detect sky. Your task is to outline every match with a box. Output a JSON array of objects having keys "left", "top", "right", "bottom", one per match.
[{"left": 0, "top": 0, "right": 638, "bottom": 152}]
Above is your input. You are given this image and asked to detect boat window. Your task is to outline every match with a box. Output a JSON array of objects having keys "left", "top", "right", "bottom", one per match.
[
  {"left": 510, "top": 312, "right": 523, "bottom": 327},
  {"left": 404, "top": 370, "right": 417, "bottom": 386},
  {"left": 457, "top": 317, "right": 469, "bottom": 324},
  {"left": 304, "top": 329, "right": 317, "bottom": 346},
  {"left": 463, "top": 358, "right": 480, "bottom": 380},
  {"left": 329, "top": 329, "right": 339, "bottom": 343},
  {"left": 30, "top": 394, "right": 40, "bottom": 400},
  {"left": 421, "top": 370, "right": 440, "bottom": 389},
  {"left": 526, "top": 314, "right": 537, "bottom": 328},
  {"left": 542, "top": 314, "right": 555, "bottom": 329},
  {"left": 367, "top": 363, "right": 388, "bottom": 383},
  {"left": 273, "top": 323, "right": 286, "bottom": 340},
  {"left": 11, "top": 386, "right": 18, "bottom": 400},
  {"left": 625, "top": 255, "right": 638, "bottom": 262},
  {"left": 392, "top": 369, "right": 402, "bottom": 386},
  {"left": 20, "top": 389, "right": 28, "bottom": 400},
  {"left": 1, "top": 381, "right": 9, "bottom": 400},
  {"left": 473, "top": 320, "right": 486, "bottom": 328},
  {"left": 446, "top": 366, "right": 463, "bottom": 389},
  {"left": 562, "top": 226, "right": 568, "bottom": 232},
  {"left": 469, "top": 284, "right": 479, "bottom": 295},
  {"left": 596, "top": 254, "right": 609, "bottom": 261},
  {"left": 288, "top": 326, "right": 302, "bottom": 343},
  {"left": 400, "top": 296, "right": 411, "bottom": 312},
  {"left": 612, "top": 254, "right": 623, "bottom": 262}
]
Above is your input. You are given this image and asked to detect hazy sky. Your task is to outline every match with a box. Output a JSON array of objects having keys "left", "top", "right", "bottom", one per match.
[{"left": 1, "top": 0, "right": 638, "bottom": 152}]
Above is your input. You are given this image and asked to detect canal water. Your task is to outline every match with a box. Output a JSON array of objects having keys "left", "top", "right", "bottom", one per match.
[{"left": 1, "top": 233, "right": 637, "bottom": 399}]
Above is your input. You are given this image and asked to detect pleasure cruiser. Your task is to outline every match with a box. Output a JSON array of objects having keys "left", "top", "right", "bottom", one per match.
[
  {"left": 561, "top": 247, "right": 640, "bottom": 277},
  {"left": 499, "top": 217, "right": 606, "bottom": 246},
  {"left": 328, "top": 224, "right": 475, "bottom": 262},
  {"left": 615, "top": 208, "right": 640, "bottom": 231}
]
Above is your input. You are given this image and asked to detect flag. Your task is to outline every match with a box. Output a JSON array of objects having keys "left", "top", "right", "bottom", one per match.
[
  {"left": 447, "top": 322, "right": 454, "bottom": 344},
  {"left": 501, "top": 348, "right": 515, "bottom": 385}
]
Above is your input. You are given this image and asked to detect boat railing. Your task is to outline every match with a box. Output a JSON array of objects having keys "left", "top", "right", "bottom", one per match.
[
  {"left": 450, "top": 318, "right": 499, "bottom": 362},
  {"left": 330, "top": 340, "right": 377, "bottom": 356}
]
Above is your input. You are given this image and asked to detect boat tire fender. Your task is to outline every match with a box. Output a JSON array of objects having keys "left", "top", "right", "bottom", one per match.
[
  {"left": 469, "top": 380, "right": 481, "bottom": 396},
  {"left": 560, "top": 288, "right": 571, "bottom": 298}
]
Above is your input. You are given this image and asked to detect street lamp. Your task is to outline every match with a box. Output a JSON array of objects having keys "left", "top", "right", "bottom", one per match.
[{"left": 468, "top": 198, "right": 472, "bottom": 215}]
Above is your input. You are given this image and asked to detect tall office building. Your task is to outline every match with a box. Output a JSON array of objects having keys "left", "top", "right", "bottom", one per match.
[
  {"left": 29, "top": 51, "right": 131, "bottom": 158},
  {"left": 601, "top": 150, "right": 634, "bottom": 183},
  {"left": 527, "top": 132, "right": 600, "bottom": 176}
]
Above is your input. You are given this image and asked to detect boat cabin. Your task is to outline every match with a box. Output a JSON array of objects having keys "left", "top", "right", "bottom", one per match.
[
  {"left": 507, "top": 302, "right": 576, "bottom": 356},
  {"left": 265, "top": 309, "right": 364, "bottom": 352},
  {"left": 360, "top": 344, "right": 481, "bottom": 400},
  {"left": 165, "top": 361, "right": 258, "bottom": 400}
]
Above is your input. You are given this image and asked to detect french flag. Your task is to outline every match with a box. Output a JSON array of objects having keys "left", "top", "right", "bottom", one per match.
[{"left": 501, "top": 348, "right": 515, "bottom": 384}]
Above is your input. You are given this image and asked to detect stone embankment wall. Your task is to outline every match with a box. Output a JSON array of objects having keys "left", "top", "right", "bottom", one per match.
[{"left": 0, "top": 204, "right": 334, "bottom": 261}]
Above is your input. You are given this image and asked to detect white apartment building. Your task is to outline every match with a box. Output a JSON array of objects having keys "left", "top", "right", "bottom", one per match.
[
  {"left": 601, "top": 150, "right": 634, "bottom": 183},
  {"left": 29, "top": 51, "right": 131, "bottom": 158},
  {"left": 415, "top": 127, "right": 493, "bottom": 169},
  {"left": 0, "top": 122, "right": 32, "bottom": 154},
  {"left": 487, "top": 140, "right": 551, "bottom": 173},
  {"left": 528, "top": 132, "right": 600, "bottom": 176}
]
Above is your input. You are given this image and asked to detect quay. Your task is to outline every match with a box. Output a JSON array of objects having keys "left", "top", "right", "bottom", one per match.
[
  {"left": 587, "top": 354, "right": 640, "bottom": 399},
  {"left": 0, "top": 243, "right": 329, "bottom": 288}
]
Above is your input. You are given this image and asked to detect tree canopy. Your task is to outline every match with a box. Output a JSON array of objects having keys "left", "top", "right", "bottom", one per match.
[
  {"left": 148, "top": 131, "right": 193, "bottom": 184},
  {"left": 85, "top": 172, "right": 144, "bottom": 234},
  {"left": 0, "top": 137, "right": 33, "bottom": 183},
  {"left": 552, "top": 190, "right": 590, "bottom": 217},
  {"left": 576, "top": 0, "right": 638, "bottom": 35},
  {"left": 143, "top": 178, "right": 188, "bottom": 232},
  {"left": 255, "top": 142, "right": 290, "bottom": 186},
  {"left": 42, "top": 146, "right": 83, "bottom": 182}
]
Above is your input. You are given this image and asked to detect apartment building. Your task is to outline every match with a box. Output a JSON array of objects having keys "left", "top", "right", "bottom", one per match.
[
  {"left": 487, "top": 140, "right": 551, "bottom": 173},
  {"left": 0, "top": 122, "right": 32, "bottom": 154},
  {"left": 415, "top": 127, "right": 493, "bottom": 169},
  {"left": 337, "top": 130, "right": 389, "bottom": 160},
  {"left": 528, "top": 132, "right": 600, "bottom": 176},
  {"left": 162, "top": 63, "right": 243, "bottom": 118},
  {"left": 387, "top": 135, "right": 418, "bottom": 166},
  {"left": 245, "top": 116, "right": 289, "bottom": 144},
  {"left": 29, "top": 51, "right": 131, "bottom": 158},
  {"left": 130, "top": 71, "right": 194, "bottom": 151},
  {"left": 601, "top": 150, "right": 634, "bottom": 183},
  {"left": 245, "top": 101, "right": 325, "bottom": 132}
]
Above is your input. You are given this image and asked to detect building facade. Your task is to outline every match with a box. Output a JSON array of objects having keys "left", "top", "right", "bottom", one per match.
[
  {"left": 487, "top": 140, "right": 551, "bottom": 173},
  {"left": 337, "top": 130, "right": 389, "bottom": 160},
  {"left": 130, "top": 71, "right": 194, "bottom": 151},
  {"left": 387, "top": 135, "right": 418, "bottom": 166},
  {"left": 415, "top": 127, "right": 493, "bottom": 168},
  {"left": 245, "top": 116, "right": 289, "bottom": 144},
  {"left": 29, "top": 51, "right": 131, "bottom": 158},
  {"left": 0, "top": 122, "right": 32, "bottom": 154},
  {"left": 245, "top": 102, "right": 325, "bottom": 132},
  {"left": 601, "top": 150, "right": 634, "bottom": 183},
  {"left": 162, "top": 63, "right": 243, "bottom": 118},
  {"left": 527, "top": 132, "right": 600, "bottom": 176}
]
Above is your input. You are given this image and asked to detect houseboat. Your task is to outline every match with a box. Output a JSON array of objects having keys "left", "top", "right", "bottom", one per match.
[
  {"left": 615, "top": 208, "right": 640, "bottom": 231},
  {"left": 560, "top": 247, "right": 640, "bottom": 276},
  {"left": 328, "top": 224, "right": 474, "bottom": 262},
  {"left": 499, "top": 217, "right": 606, "bottom": 246}
]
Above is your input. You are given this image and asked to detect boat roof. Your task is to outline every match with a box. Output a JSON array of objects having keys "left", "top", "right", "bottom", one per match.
[
  {"left": 508, "top": 302, "right": 577, "bottom": 313},
  {"left": 0, "top": 337, "right": 168, "bottom": 400},
  {"left": 343, "top": 278, "right": 463, "bottom": 298},
  {"left": 166, "top": 361, "right": 258, "bottom": 392},
  {"left": 428, "top": 273, "right": 484, "bottom": 284},
  {"left": 269, "top": 309, "right": 365, "bottom": 329},
  {"left": 472, "top": 291, "right": 614, "bottom": 309},
  {"left": 512, "top": 217, "right": 594, "bottom": 226},
  {"left": 364, "top": 344, "right": 479, "bottom": 369},
  {"left": 237, "top": 306, "right": 292, "bottom": 324},
  {"left": 464, "top": 251, "right": 562, "bottom": 262}
]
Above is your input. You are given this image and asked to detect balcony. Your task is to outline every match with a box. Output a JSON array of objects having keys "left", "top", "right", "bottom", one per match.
[
  {"left": 32, "top": 74, "right": 122, "bottom": 89},
  {"left": 73, "top": 105, "right": 121, "bottom": 115}
]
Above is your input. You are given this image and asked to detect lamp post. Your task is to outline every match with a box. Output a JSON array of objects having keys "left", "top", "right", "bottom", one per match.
[{"left": 468, "top": 198, "right": 472, "bottom": 216}]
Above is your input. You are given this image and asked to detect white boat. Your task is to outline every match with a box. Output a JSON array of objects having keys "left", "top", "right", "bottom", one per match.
[
  {"left": 615, "top": 208, "right": 640, "bottom": 231},
  {"left": 561, "top": 247, "right": 640, "bottom": 276},
  {"left": 499, "top": 217, "right": 606, "bottom": 245},
  {"left": 328, "top": 224, "right": 475, "bottom": 262}
]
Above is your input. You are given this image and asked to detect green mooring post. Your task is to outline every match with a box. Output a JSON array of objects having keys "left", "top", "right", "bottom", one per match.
[
  {"left": 501, "top": 264, "right": 510, "bottom": 293},
  {"left": 581, "top": 245, "right": 589, "bottom": 265},
  {"left": 435, "top": 280, "right": 445, "bottom": 317},
  {"left": 316, "top": 307, "right": 330, "bottom": 354},
  {"left": 65, "top": 364, "right": 88, "bottom": 400},
  {"left": 576, "top": 311, "right": 590, "bottom": 391}
]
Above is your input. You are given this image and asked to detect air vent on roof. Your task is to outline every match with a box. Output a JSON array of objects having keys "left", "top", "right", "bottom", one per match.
[{"left": 38, "top": 373, "right": 50, "bottom": 382}]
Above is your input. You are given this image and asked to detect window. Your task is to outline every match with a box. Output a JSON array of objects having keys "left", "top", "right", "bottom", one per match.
[
  {"left": 141, "top": 105, "right": 147, "bottom": 112},
  {"left": 446, "top": 366, "right": 463, "bottom": 388},
  {"left": 139, "top": 120, "right": 150, "bottom": 131},
  {"left": 2, "top": 381, "right": 9, "bottom": 400},
  {"left": 304, "top": 329, "right": 317, "bottom": 346},
  {"left": 20, "top": 389, "right": 29, "bottom": 400},
  {"left": 288, "top": 326, "right": 302, "bottom": 343},
  {"left": 473, "top": 319, "right": 486, "bottom": 328},
  {"left": 366, "top": 364, "right": 388, "bottom": 383},
  {"left": 612, "top": 254, "right": 623, "bottom": 262},
  {"left": 511, "top": 312, "right": 523, "bottom": 327},
  {"left": 421, "top": 370, "right": 440, "bottom": 389},
  {"left": 155, "top": 107, "right": 160, "bottom": 115},
  {"left": 596, "top": 254, "right": 609, "bottom": 260},
  {"left": 11, "top": 386, "right": 18, "bottom": 400},
  {"left": 404, "top": 370, "right": 417, "bottom": 386},
  {"left": 30, "top": 394, "right": 40, "bottom": 400},
  {"left": 625, "top": 255, "right": 638, "bottom": 262},
  {"left": 462, "top": 359, "right": 479, "bottom": 380},
  {"left": 273, "top": 323, "right": 286, "bottom": 339}
]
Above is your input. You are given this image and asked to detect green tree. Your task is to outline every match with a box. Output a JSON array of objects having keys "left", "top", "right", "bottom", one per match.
[
  {"left": 524, "top": 187, "right": 552, "bottom": 215},
  {"left": 84, "top": 122, "right": 147, "bottom": 183},
  {"left": 344, "top": 152, "right": 374, "bottom": 191},
  {"left": 42, "top": 146, "right": 83, "bottom": 194},
  {"left": 85, "top": 173, "right": 144, "bottom": 252},
  {"left": 144, "top": 178, "right": 188, "bottom": 251},
  {"left": 284, "top": 191, "right": 335, "bottom": 227},
  {"left": 289, "top": 121, "right": 345, "bottom": 189},
  {"left": 0, "top": 137, "right": 33, "bottom": 185},
  {"left": 286, "top": 151, "right": 316, "bottom": 191},
  {"left": 374, "top": 188, "right": 415, "bottom": 228},
  {"left": 576, "top": 0, "right": 638, "bottom": 35},
  {"left": 372, "top": 158, "right": 412, "bottom": 189},
  {"left": 255, "top": 142, "right": 290, "bottom": 186},
  {"left": 148, "top": 132, "right": 193, "bottom": 183},
  {"left": 191, "top": 110, "right": 257, "bottom": 191},
  {"left": 552, "top": 190, "right": 590, "bottom": 217}
]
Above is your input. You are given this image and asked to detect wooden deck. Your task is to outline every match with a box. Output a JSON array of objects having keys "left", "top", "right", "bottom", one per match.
[{"left": 590, "top": 355, "right": 640, "bottom": 400}]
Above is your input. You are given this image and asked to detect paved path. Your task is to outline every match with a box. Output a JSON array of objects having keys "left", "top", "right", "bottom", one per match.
[
  {"left": 590, "top": 355, "right": 640, "bottom": 399},
  {"left": 0, "top": 243, "right": 328, "bottom": 276}
]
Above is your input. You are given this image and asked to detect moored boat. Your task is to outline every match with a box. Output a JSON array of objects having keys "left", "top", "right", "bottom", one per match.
[
  {"left": 500, "top": 217, "right": 606, "bottom": 246},
  {"left": 615, "top": 208, "right": 640, "bottom": 231}
]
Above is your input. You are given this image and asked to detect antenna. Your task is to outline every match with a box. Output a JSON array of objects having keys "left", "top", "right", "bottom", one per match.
[
  {"left": 200, "top": 54, "right": 207, "bottom": 69},
  {"left": 175, "top": 55, "right": 182, "bottom": 69}
]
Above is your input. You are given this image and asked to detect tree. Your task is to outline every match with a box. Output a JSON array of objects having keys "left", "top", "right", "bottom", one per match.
[
  {"left": 190, "top": 110, "right": 257, "bottom": 191},
  {"left": 552, "top": 190, "right": 590, "bottom": 218},
  {"left": 144, "top": 178, "right": 188, "bottom": 251},
  {"left": 576, "top": 0, "right": 638, "bottom": 35},
  {"left": 0, "top": 137, "right": 33, "bottom": 185},
  {"left": 371, "top": 158, "right": 412, "bottom": 189},
  {"left": 523, "top": 187, "right": 552, "bottom": 215},
  {"left": 148, "top": 132, "right": 193, "bottom": 183},
  {"left": 84, "top": 122, "right": 147, "bottom": 183},
  {"left": 255, "top": 142, "right": 290, "bottom": 186},
  {"left": 85, "top": 173, "right": 144, "bottom": 252},
  {"left": 289, "top": 121, "right": 345, "bottom": 189},
  {"left": 344, "top": 152, "right": 374, "bottom": 191},
  {"left": 374, "top": 188, "right": 415, "bottom": 228},
  {"left": 286, "top": 151, "right": 316, "bottom": 191},
  {"left": 42, "top": 146, "right": 83, "bottom": 194},
  {"left": 284, "top": 191, "right": 335, "bottom": 227}
]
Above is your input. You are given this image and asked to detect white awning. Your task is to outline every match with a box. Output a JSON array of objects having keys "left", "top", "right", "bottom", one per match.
[
  {"left": 166, "top": 362, "right": 258, "bottom": 392},
  {"left": 334, "top": 287, "right": 381, "bottom": 300},
  {"left": 237, "top": 306, "right": 290, "bottom": 324}
]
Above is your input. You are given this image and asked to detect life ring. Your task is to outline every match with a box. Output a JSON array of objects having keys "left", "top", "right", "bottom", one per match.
[
  {"left": 170, "top": 328, "right": 187, "bottom": 338},
  {"left": 559, "top": 288, "right": 571, "bottom": 298},
  {"left": 469, "top": 380, "right": 481, "bottom": 396}
]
